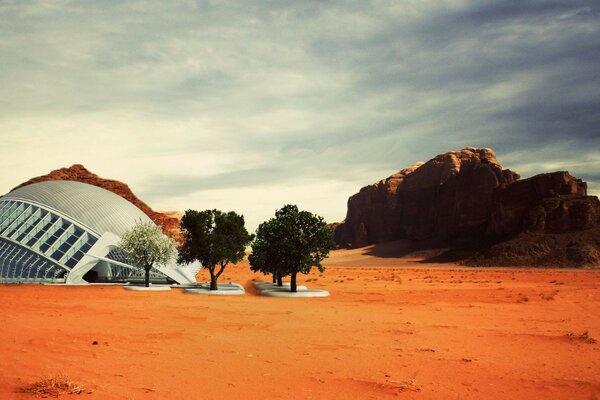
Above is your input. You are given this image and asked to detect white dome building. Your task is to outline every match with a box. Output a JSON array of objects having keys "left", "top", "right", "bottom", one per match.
[{"left": 0, "top": 181, "right": 197, "bottom": 285}]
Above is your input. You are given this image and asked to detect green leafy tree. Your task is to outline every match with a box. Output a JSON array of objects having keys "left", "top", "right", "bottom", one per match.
[
  {"left": 178, "top": 209, "right": 254, "bottom": 290},
  {"left": 249, "top": 204, "right": 336, "bottom": 292},
  {"left": 249, "top": 217, "right": 285, "bottom": 286},
  {"left": 119, "top": 221, "right": 177, "bottom": 287}
]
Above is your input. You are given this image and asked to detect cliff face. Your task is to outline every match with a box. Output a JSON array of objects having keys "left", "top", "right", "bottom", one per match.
[
  {"left": 488, "top": 171, "right": 599, "bottom": 237},
  {"left": 396, "top": 148, "right": 519, "bottom": 241},
  {"left": 335, "top": 147, "right": 519, "bottom": 247},
  {"left": 333, "top": 147, "right": 600, "bottom": 266},
  {"left": 337, "top": 163, "right": 423, "bottom": 248},
  {"left": 13, "top": 164, "right": 181, "bottom": 239}
]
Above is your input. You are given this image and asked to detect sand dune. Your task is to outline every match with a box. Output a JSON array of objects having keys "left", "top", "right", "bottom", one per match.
[{"left": 1, "top": 253, "right": 599, "bottom": 399}]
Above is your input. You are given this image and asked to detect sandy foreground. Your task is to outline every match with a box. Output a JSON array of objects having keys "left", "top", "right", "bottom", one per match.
[{"left": 0, "top": 248, "right": 599, "bottom": 400}]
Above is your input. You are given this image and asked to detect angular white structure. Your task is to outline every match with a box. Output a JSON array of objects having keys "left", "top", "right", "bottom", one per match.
[{"left": 0, "top": 181, "right": 198, "bottom": 285}]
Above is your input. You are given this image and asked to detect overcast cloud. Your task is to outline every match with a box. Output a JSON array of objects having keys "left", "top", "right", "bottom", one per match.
[{"left": 1, "top": 0, "right": 598, "bottom": 231}]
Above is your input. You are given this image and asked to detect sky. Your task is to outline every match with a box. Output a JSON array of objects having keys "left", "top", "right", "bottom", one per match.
[{"left": 0, "top": 0, "right": 599, "bottom": 232}]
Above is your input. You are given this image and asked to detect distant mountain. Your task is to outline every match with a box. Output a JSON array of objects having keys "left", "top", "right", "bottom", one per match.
[
  {"left": 332, "top": 147, "right": 600, "bottom": 267},
  {"left": 14, "top": 164, "right": 181, "bottom": 240}
]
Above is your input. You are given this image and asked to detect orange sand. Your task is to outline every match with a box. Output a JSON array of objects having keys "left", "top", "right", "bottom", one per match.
[{"left": 1, "top": 249, "right": 599, "bottom": 399}]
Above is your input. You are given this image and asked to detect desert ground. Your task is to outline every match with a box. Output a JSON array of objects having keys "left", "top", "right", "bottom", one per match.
[{"left": 1, "top": 246, "right": 599, "bottom": 399}]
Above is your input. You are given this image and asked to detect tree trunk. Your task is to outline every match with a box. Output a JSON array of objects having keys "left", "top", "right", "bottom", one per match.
[
  {"left": 290, "top": 271, "right": 297, "bottom": 293},
  {"left": 272, "top": 274, "right": 276, "bottom": 284},
  {"left": 209, "top": 267, "right": 218, "bottom": 290},
  {"left": 144, "top": 265, "right": 151, "bottom": 287},
  {"left": 277, "top": 273, "right": 283, "bottom": 287}
]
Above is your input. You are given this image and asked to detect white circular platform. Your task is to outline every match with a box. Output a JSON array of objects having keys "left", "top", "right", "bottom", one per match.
[
  {"left": 184, "top": 287, "right": 245, "bottom": 295},
  {"left": 183, "top": 282, "right": 245, "bottom": 295},
  {"left": 123, "top": 285, "right": 172, "bottom": 291},
  {"left": 260, "top": 288, "right": 330, "bottom": 298},
  {"left": 253, "top": 282, "right": 307, "bottom": 291}
]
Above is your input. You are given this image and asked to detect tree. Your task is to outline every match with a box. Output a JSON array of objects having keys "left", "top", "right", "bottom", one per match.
[
  {"left": 249, "top": 216, "right": 286, "bottom": 286},
  {"left": 249, "top": 204, "right": 336, "bottom": 292},
  {"left": 119, "top": 221, "right": 177, "bottom": 287},
  {"left": 178, "top": 209, "right": 253, "bottom": 290}
]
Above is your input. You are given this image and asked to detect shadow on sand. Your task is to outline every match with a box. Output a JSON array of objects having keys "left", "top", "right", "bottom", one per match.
[{"left": 360, "top": 239, "right": 483, "bottom": 264}]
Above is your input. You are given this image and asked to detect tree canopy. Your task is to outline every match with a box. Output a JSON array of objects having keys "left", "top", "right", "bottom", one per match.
[
  {"left": 178, "top": 209, "right": 253, "bottom": 290},
  {"left": 119, "top": 220, "right": 177, "bottom": 287},
  {"left": 249, "top": 204, "right": 335, "bottom": 292}
]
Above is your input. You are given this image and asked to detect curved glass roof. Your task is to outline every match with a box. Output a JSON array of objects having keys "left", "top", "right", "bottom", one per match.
[{"left": 1, "top": 181, "right": 152, "bottom": 236}]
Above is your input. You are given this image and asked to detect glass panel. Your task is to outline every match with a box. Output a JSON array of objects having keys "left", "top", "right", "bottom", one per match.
[
  {"left": 43, "top": 234, "right": 60, "bottom": 248},
  {"left": 50, "top": 249, "right": 64, "bottom": 261},
  {"left": 72, "top": 250, "right": 85, "bottom": 262},
  {"left": 0, "top": 204, "right": 22, "bottom": 232},
  {"left": 79, "top": 242, "right": 92, "bottom": 253},
  {"left": 0, "top": 237, "right": 67, "bottom": 282},
  {"left": 65, "top": 257, "right": 78, "bottom": 268},
  {"left": 28, "top": 263, "right": 37, "bottom": 278},
  {"left": 58, "top": 242, "right": 71, "bottom": 253},
  {"left": 52, "top": 227, "right": 66, "bottom": 238},
  {"left": 13, "top": 261, "right": 23, "bottom": 278},
  {"left": 27, "top": 219, "right": 54, "bottom": 248},
  {"left": 16, "top": 224, "right": 36, "bottom": 242},
  {"left": 5, "top": 219, "right": 25, "bottom": 238}
]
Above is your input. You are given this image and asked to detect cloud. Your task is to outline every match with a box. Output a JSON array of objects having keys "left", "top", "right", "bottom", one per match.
[{"left": 0, "top": 0, "right": 598, "bottom": 231}]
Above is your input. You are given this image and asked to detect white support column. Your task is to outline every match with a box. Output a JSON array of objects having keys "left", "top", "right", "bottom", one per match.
[{"left": 66, "top": 232, "right": 120, "bottom": 284}]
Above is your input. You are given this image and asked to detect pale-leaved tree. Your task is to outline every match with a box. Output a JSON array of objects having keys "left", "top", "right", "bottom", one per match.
[{"left": 119, "top": 220, "right": 176, "bottom": 287}]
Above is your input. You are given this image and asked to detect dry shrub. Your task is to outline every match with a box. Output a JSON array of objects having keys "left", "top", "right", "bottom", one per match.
[
  {"left": 565, "top": 331, "right": 597, "bottom": 344},
  {"left": 21, "top": 375, "right": 84, "bottom": 397},
  {"left": 396, "top": 377, "right": 420, "bottom": 392}
]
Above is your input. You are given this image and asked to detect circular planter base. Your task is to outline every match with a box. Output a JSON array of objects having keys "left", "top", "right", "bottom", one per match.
[
  {"left": 123, "top": 285, "right": 172, "bottom": 292},
  {"left": 183, "top": 282, "right": 245, "bottom": 295},
  {"left": 260, "top": 288, "right": 330, "bottom": 298},
  {"left": 253, "top": 282, "right": 307, "bottom": 291},
  {"left": 184, "top": 287, "right": 245, "bottom": 295}
]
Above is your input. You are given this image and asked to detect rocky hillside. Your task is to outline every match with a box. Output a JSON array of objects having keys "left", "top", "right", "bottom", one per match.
[
  {"left": 14, "top": 164, "right": 181, "bottom": 239},
  {"left": 335, "top": 147, "right": 519, "bottom": 247},
  {"left": 488, "top": 171, "right": 599, "bottom": 237},
  {"left": 464, "top": 227, "right": 600, "bottom": 267},
  {"left": 333, "top": 147, "right": 600, "bottom": 267}
]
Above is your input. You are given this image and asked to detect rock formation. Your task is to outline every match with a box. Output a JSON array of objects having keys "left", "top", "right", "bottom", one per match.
[
  {"left": 13, "top": 164, "right": 181, "bottom": 239},
  {"left": 464, "top": 228, "right": 600, "bottom": 267},
  {"left": 488, "top": 171, "right": 599, "bottom": 237},
  {"left": 396, "top": 148, "right": 519, "bottom": 241},
  {"left": 332, "top": 147, "right": 600, "bottom": 267},
  {"left": 336, "top": 163, "right": 423, "bottom": 247},
  {"left": 335, "top": 147, "right": 519, "bottom": 247}
]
